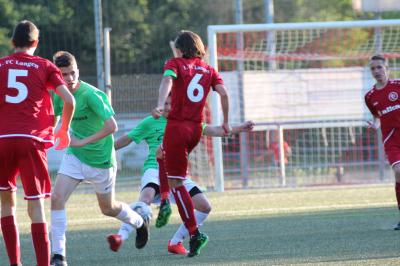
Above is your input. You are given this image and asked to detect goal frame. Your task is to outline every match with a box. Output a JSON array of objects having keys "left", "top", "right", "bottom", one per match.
[{"left": 207, "top": 19, "right": 400, "bottom": 192}]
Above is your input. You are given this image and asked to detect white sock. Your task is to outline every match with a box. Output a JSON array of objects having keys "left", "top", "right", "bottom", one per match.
[
  {"left": 170, "top": 210, "right": 209, "bottom": 245},
  {"left": 116, "top": 202, "right": 143, "bottom": 228},
  {"left": 118, "top": 223, "right": 135, "bottom": 241},
  {"left": 51, "top": 209, "right": 67, "bottom": 257}
]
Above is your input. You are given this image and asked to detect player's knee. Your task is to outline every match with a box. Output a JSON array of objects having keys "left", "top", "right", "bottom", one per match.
[
  {"left": 51, "top": 192, "right": 66, "bottom": 209},
  {"left": 195, "top": 198, "right": 212, "bottom": 213}
]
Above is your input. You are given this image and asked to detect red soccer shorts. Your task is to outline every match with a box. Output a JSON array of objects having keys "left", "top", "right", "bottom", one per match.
[
  {"left": 383, "top": 129, "right": 400, "bottom": 167},
  {"left": 0, "top": 138, "right": 51, "bottom": 200},
  {"left": 162, "top": 120, "right": 202, "bottom": 179}
]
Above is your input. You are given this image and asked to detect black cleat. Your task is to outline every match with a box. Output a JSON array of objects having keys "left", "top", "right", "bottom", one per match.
[
  {"left": 394, "top": 221, "right": 400, "bottom": 230},
  {"left": 135, "top": 216, "right": 149, "bottom": 249},
  {"left": 188, "top": 231, "right": 209, "bottom": 257},
  {"left": 50, "top": 254, "right": 67, "bottom": 266}
]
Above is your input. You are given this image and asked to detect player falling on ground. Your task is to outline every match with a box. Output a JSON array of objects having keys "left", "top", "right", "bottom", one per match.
[
  {"left": 50, "top": 51, "right": 148, "bottom": 266},
  {"left": 152, "top": 30, "right": 230, "bottom": 257},
  {"left": 365, "top": 54, "right": 400, "bottom": 230},
  {"left": 0, "top": 21, "right": 75, "bottom": 266},
  {"left": 107, "top": 95, "right": 254, "bottom": 254}
]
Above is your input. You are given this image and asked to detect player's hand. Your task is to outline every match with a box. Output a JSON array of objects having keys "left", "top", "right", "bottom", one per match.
[
  {"left": 152, "top": 107, "right": 163, "bottom": 119},
  {"left": 242, "top": 121, "right": 255, "bottom": 132},
  {"left": 69, "top": 136, "right": 86, "bottom": 147},
  {"left": 54, "top": 128, "right": 71, "bottom": 150},
  {"left": 222, "top": 122, "right": 231, "bottom": 136},
  {"left": 156, "top": 146, "right": 164, "bottom": 159}
]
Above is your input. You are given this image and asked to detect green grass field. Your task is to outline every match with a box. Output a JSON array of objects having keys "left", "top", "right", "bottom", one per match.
[{"left": 2, "top": 184, "right": 400, "bottom": 265}]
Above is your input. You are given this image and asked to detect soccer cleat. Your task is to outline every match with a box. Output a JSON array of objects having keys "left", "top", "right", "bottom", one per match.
[
  {"left": 107, "top": 234, "right": 123, "bottom": 252},
  {"left": 50, "top": 254, "right": 68, "bottom": 266},
  {"left": 156, "top": 199, "right": 172, "bottom": 228},
  {"left": 394, "top": 222, "right": 400, "bottom": 230},
  {"left": 135, "top": 216, "right": 149, "bottom": 249},
  {"left": 168, "top": 240, "right": 188, "bottom": 255},
  {"left": 188, "top": 231, "right": 209, "bottom": 257}
]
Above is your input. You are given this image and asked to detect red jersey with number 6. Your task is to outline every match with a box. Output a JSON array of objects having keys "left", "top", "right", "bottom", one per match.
[
  {"left": 0, "top": 52, "right": 66, "bottom": 147},
  {"left": 164, "top": 57, "right": 223, "bottom": 123}
]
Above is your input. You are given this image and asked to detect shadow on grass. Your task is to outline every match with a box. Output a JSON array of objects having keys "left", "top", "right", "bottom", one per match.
[{"left": 2, "top": 206, "right": 400, "bottom": 265}]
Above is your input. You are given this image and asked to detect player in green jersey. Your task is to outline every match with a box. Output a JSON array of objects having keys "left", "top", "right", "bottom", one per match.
[
  {"left": 50, "top": 51, "right": 148, "bottom": 266},
  {"left": 107, "top": 95, "right": 254, "bottom": 255}
]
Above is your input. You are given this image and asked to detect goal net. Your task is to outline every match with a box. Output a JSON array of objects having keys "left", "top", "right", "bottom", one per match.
[{"left": 206, "top": 19, "right": 400, "bottom": 191}]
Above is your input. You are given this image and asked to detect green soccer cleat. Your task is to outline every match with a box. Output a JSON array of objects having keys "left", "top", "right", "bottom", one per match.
[
  {"left": 156, "top": 199, "right": 172, "bottom": 228},
  {"left": 188, "top": 231, "right": 209, "bottom": 257}
]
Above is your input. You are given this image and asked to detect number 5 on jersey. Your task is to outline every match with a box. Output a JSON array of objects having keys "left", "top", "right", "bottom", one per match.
[
  {"left": 6, "top": 69, "right": 28, "bottom": 104},
  {"left": 187, "top": 73, "right": 204, "bottom": 103}
]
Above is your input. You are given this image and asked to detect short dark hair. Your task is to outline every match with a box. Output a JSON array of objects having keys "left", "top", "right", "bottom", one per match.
[
  {"left": 174, "top": 30, "right": 206, "bottom": 59},
  {"left": 12, "top": 20, "right": 39, "bottom": 48},
  {"left": 369, "top": 54, "right": 388, "bottom": 67},
  {"left": 53, "top": 51, "right": 77, "bottom": 68}
]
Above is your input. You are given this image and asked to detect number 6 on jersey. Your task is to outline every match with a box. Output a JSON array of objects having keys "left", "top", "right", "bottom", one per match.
[{"left": 187, "top": 73, "right": 204, "bottom": 102}]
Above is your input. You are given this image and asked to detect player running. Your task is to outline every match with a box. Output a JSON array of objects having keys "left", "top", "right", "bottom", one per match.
[
  {"left": 50, "top": 51, "right": 148, "bottom": 266},
  {"left": 365, "top": 54, "right": 400, "bottom": 230},
  {"left": 152, "top": 30, "right": 230, "bottom": 257},
  {"left": 0, "top": 21, "right": 75, "bottom": 266},
  {"left": 107, "top": 95, "right": 254, "bottom": 254}
]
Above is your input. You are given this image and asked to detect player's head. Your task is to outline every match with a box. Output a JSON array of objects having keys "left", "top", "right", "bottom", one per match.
[
  {"left": 12, "top": 20, "right": 39, "bottom": 49},
  {"left": 174, "top": 30, "right": 206, "bottom": 59},
  {"left": 369, "top": 54, "right": 389, "bottom": 84},
  {"left": 162, "top": 93, "right": 172, "bottom": 118},
  {"left": 53, "top": 51, "right": 80, "bottom": 92}
]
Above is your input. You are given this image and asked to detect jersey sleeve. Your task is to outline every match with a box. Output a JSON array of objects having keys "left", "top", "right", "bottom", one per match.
[
  {"left": 87, "top": 90, "right": 115, "bottom": 121},
  {"left": 126, "top": 117, "right": 151, "bottom": 144},
  {"left": 46, "top": 61, "right": 66, "bottom": 91},
  {"left": 211, "top": 67, "right": 224, "bottom": 90},
  {"left": 364, "top": 92, "right": 378, "bottom": 117},
  {"left": 163, "top": 59, "right": 178, "bottom": 78}
]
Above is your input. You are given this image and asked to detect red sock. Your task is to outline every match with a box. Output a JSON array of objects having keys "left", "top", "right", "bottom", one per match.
[
  {"left": 171, "top": 185, "right": 198, "bottom": 236},
  {"left": 395, "top": 183, "right": 400, "bottom": 210},
  {"left": 1, "top": 216, "right": 21, "bottom": 265},
  {"left": 157, "top": 158, "right": 170, "bottom": 201},
  {"left": 31, "top": 223, "right": 50, "bottom": 266}
]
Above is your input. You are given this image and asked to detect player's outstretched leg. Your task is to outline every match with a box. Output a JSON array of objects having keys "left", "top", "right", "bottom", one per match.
[
  {"left": 188, "top": 231, "right": 209, "bottom": 257},
  {"left": 156, "top": 199, "right": 172, "bottom": 228}
]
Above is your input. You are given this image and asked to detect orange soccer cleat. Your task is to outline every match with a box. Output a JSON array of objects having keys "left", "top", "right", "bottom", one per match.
[
  {"left": 107, "top": 234, "right": 122, "bottom": 252},
  {"left": 168, "top": 240, "right": 188, "bottom": 255}
]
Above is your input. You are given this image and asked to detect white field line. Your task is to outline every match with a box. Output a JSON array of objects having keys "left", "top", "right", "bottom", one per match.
[{"left": 15, "top": 201, "right": 396, "bottom": 227}]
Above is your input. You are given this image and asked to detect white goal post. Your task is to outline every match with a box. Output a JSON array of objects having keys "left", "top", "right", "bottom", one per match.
[{"left": 207, "top": 19, "right": 400, "bottom": 192}]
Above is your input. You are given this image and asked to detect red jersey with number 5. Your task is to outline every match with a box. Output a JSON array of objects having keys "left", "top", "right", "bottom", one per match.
[
  {"left": 164, "top": 57, "right": 223, "bottom": 123},
  {"left": 0, "top": 52, "right": 66, "bottom": 147}
]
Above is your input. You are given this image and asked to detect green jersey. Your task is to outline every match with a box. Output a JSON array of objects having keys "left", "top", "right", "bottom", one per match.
[
  {"left": 127, "top": 115, "right": 207, "bottom": 175},
  {"left": 127, "top": 116, "right": 166, "bottom": 175},
  {"left": 53, "top": 81, "right": 116, "bottom": 168}
]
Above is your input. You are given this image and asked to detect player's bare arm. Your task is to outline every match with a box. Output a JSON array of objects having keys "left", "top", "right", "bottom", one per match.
[
  {"left": 214, "top": 84, "right": 230, "bottom": 134},
  {"left": 153, "top": 76, "right": 173, "bottom": 119},
  {"left": 114, "top": 134, "right": 133, "bottom": 150},
  {"left": 54, "top": 84, "right": 75, "bottom": 150},
  {"left": 70, "top": 116, "right": 117, "bottom": 147},
  {"left": 204, "top": 120, "right": 255, "bottom": 136}
]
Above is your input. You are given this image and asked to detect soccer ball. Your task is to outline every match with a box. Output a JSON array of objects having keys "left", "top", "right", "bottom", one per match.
[{"left": 130, "top": 201, "right": 152, "bottom": 221}]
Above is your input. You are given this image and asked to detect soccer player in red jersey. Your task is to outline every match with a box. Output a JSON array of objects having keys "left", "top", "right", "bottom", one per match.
[
  {"left": 0, "top": 21, "right": 75, "bottom": 266},
  {"left": 152, "top": 30, "right": 230, "bottom": 257},
  {"left": 365, "top": 54, "right": 400, "bottom": 230}
]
